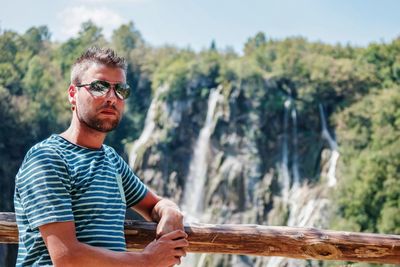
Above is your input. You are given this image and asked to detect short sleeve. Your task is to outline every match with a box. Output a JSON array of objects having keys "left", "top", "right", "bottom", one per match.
[
  {"left": 15, "top": 146, "right": 74, "bottom": 229},
  {"left": 117, "top": 156, "right": 148, "bottom": 207}
]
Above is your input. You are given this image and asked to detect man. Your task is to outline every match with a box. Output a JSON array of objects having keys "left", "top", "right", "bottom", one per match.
[{"left": 14, "top": 47, "right": 188, "bottom": 266}]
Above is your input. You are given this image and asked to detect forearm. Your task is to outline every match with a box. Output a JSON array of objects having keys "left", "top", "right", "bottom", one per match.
[
  {"left": 41, "top": 220, "right": 186, "bottom": 267},
  {"left": 150, "top": 198, "right": 182, "bottom": 222},
  {"left": 132, "top": 192, "right": 185, "bottom": 238},
  {"left": 53, "top": 241, "right": 147, "bottom": 267}
]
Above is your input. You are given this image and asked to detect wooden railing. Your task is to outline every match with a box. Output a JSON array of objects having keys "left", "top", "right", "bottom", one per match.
[{"left": 1, "top": 212, "right": 399, "bottom": 264}]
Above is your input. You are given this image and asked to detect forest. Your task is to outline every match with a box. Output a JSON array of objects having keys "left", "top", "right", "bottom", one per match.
[{"left": 0, "top": 21, "right": 399, "bottom": 266}]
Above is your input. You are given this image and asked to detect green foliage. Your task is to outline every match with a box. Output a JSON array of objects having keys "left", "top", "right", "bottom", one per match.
[
  {"left": 57, "top": 20, "right": 107, "bottom": 80},
  {"left": 0, "top": 87, "right": 37, "bottom": 211},
  {"left": 112, "top": 21, "right": 143, "bottom": 58},
  {"left": 361, "top": 38, "right": 400, "bottom": 87},
  {"left": 334, "top": 88, "right": 400, "bottom": 234},
  {"left": 0, "top": 31, "right": 23, "bottom": 93},
  {"left": 23, "top": 26, "right": 51, "bottom": 54},
  {"left": 1, "top": 22, "right": 399, "bottom": 250},
  {"left": 150, "top": 48, "right": 223, "bottom": 102},
  {"left": 244, "top": 31, "right": 267, "bottom": 55}
]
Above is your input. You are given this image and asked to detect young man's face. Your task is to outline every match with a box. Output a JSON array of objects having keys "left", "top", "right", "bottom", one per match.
[{"left": 73, "top": 64, "right": 126, "bottom": 132}]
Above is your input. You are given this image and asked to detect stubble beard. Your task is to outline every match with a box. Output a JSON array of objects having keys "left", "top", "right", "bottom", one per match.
[{"left": 76, "top": 106, "right": 121, "bottom": 133}]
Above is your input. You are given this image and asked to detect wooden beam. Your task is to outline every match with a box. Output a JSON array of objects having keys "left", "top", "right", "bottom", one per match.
[
  {"left": 1, "top": 212, "right": 399, "bottom": 264},
  {"left": 0, "top": 212, "right": 18, "bottom": 244}
]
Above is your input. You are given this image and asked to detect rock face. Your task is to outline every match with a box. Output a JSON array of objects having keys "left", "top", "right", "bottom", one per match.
[{"left": 127, "top": 78, "right": 339, "bottom": 267}]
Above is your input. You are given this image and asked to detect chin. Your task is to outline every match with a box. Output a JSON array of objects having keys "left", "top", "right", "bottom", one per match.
[{"left": 91, "top": 119, "right": 120, "bottom": 133}]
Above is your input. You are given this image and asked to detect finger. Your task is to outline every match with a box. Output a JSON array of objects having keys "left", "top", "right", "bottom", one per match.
[
  {"left": 167, "top": 256, "right": 181, "bottom": 267},
  {"left": 160, "top": 229, "right": 187, "bottom": 240},
  {"left": 157, "top": 226, "right": 185, "bottom": 239},
  {"left": 173, "top": 238, "right": 189, "bottom": 248},
  {"left": 156, "top": 232, "right": 163, "bottom": 240},
  {"left": 173, "top": 248, "right": 187, "bottom": 257},
  {"left": 172, "top": 232, "right": 187, "bottom": 241},
  {"left": 175, "top": 256, "right": 181, "bottom": 265}
]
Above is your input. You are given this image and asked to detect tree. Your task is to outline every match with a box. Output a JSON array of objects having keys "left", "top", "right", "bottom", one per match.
[
  {"left": 56, "top": 21, "right": 107, "bottom": 79},
  {"left": 244, "top": 32, "right": 267, "bottom": 55},
  {"left": 112, "top": 21, "right": 143, "bottom": 58},
  {"left": 334, "top": 87, "right": 400, "bottom": 234},
  {"left": 0, "top": 31, "right": 22, "bottom": 93},
  {"left": 22, "top": 26, "right": 51, "bottom": 54}
]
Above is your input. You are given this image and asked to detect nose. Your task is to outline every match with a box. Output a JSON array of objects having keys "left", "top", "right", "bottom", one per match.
[{"left": 105, "top": 86, "right": 119, "bottom": 102}]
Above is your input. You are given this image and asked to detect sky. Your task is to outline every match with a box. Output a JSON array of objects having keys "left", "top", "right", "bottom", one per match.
[{"left": 0, "top": 0, "right": 399, "bottom": 53}]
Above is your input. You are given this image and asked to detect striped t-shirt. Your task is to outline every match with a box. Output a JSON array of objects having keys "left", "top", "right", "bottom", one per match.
[{"left": 14, "top": 135, "right": 148, "bottom": 266}]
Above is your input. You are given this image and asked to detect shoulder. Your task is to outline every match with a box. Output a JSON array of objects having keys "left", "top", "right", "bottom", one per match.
[
  {"left": 103, "top": 144, "right": 118, "bottom": 154},
  {"left": 19, "top": 135, "right": 67, "bottom": 175},
  {"left": 16, "top": 136, "right": 67, "bottom": 184},
  {"left": 103, "top": 144, "right": 123, "bottom": 162},
  {"left": 103, "top": 145, "right": 132, "bottom": 173},
  {"left": 24, "top": 136, "right": 63, "bottom": 161}
]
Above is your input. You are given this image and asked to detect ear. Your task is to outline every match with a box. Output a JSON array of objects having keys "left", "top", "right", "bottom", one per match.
[{"left": 68, "top": 84, "right": 77, "bottom": 106}]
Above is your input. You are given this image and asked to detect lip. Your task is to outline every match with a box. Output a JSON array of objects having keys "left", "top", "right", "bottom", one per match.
[{"left": 100, "top": 109, "right": 117, "bottom": 115}]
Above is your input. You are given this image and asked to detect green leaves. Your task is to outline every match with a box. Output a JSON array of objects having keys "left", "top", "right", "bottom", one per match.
[
  {"left": 335, "top": 88, "right": 400, "bottom": 234},
  {"left": 1, "top": 21, "right": 399, "bottom": 243},
  {"left": 112, "top": 21, "right": 143, "bottom": 59}
]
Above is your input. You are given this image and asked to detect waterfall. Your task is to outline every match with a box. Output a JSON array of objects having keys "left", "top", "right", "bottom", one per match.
[
  {"left": 268, "top": 98, "right": 294, "bottom": 267},
  {"left": 291, "top": 102, "right": 300, "bottom": 187},
  {"left": 280, "top": 97, "right": 300, "bottom": 201},
  {"left": 266, "top": 183, "right": 330, "bottom": 267},
  {"left": 128, "top": 85, "right": 167, "bottom": 168},
  {"left": 128, "top": 98, "right": 157, "bottom": 167},
  {"left": 266, "top": 101, "right": 330, "bottom": 267},
  {"left": 181, "top": 87, "right": 222, "bottom": 267},
  {"left": 319, "top": 104, "right": 339, "bottom": 187},
  {"left": 280, "top": 99, "right": 291, "bottom": 202},
  {"left": 182, "top": 87, "right": 222, "bottom": 218}
]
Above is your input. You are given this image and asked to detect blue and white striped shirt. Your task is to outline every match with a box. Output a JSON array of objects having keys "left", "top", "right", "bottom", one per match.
[{"left": 14, "top": 135, "right": 148, "bottom": 266}]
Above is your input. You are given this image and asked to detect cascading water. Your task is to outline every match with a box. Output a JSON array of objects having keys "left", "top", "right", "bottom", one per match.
[
  {"left": 128, "top": 86, "right": 168, "bottom": 168},
  {"left": 279, "top": 98, "right": 300, "bottom": 197},
  {"left": 129, "top": 89, "right": 337, "bottom": 267},
  {"left": 266, "top": 100, "right": 331, "bottom": 267},
  {"left": 267, "top": 98, "right": 301, "bottom": 267},
  {"left": 128, "top": 98, "right": 157, "bottom": 167},
  {"left": 180, "top": 87, "right": 223, "bottom": 267},
  {"left": 319, "top": 104, "right": 339, "bottom": 187},
  {"left": 181, "top": 87, "right": 223, "bottom": 218},
  {"left": 291, "top": 104, "right": 300, "bottom": 187},
  {"left": 280, "top": 99, "right": 291, "bottom": 202}
]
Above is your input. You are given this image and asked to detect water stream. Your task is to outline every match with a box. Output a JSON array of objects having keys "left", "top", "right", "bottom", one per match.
[
  {"left": 181, "top": 87, "right": 223, "bottom": 218},
  {"left": 319, "top": 104, "right": 339, "bottom": 187},
  {"left": 266, "top": 100, "right": 331, "bottom": 267},
  {"left": 180, "top": 87, "right": 223, "bottom": 267},
  {"left": 128, "top": 86, "right": 168, "bottom": 168},
  {"left": 280, "top": 99, "right": 291, "bottom": 202}
]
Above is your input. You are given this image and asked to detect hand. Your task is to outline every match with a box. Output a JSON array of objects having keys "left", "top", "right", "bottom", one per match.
[
  {"left": 151, "top": 199, "right": 185, "bottom": 239},
  {"left": 143, "top": 230, "right": 189, "bottom": 267},
  {"left": 156, "top": 207, "right": 185, "bottom": 239}
]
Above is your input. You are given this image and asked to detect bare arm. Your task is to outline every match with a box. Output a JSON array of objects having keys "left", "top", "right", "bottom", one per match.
[
  {"left": 132, "top": 190, "right": 185, "bottom": 238},
  {"left": 132, "top": 190, "right": 161, "bottom": 221},
  {"left": 40, "top": 221, "right": 187, "bottom": 267}
]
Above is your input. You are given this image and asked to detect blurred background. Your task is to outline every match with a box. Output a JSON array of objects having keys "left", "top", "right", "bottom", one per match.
[{"left": 1, "top": 0, "right": 399, "bottom": 266}]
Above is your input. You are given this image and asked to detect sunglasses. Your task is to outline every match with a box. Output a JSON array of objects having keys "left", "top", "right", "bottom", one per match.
[{"left": 76, "top": 80, "right": 131, "bottom": 100}]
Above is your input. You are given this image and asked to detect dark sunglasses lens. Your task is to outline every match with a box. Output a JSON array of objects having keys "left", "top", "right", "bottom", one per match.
[
  {"left": 90, "top": 81, "right": 110, "bottom": 96},
  {"left": 86, "top": 81, "right": 130, "bottom": 99},
  {"left": 115, "top": 84, "right": 130, "bottom": 99}
]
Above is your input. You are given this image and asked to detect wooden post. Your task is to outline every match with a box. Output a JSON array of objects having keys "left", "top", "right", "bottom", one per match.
[{"left": 1, "top": 212, "right": 399, "bottom": 264}]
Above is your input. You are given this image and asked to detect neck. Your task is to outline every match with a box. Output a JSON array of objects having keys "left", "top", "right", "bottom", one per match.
[{"left": 60, "top": 115, "right": 107, "bottom": 149}]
